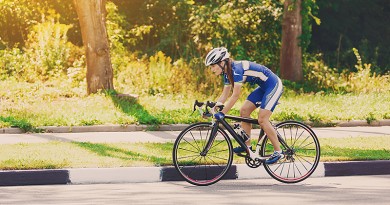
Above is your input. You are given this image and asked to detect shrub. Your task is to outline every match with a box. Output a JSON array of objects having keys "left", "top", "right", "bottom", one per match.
[
  {"left": 305, "top": 54, "right": 345, "bottom": 92},
  {"left": 0, "top": 47, "right": 27, "bottom": 80},
  {"left": 24, "top": 19, "right": 73, "bottom": 82},
  {"left": 115, "top": 51, "right": 201, "bottom": 96},
  {"left": 305, "top": 49, "right": 390, "bottom": 93},
  {"left": 344, "top": 48, "right": 389, "bottom": 93},
  {"left": 0, "top": 18, "right": 84, "bottom": 84}
]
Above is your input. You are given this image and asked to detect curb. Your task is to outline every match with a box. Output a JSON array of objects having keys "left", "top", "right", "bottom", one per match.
[
  {"left": 1, "top": 160, "right": 389, "bottom": 186},
  {"left": 1, "top": 120, "right": 390, "bottom": 134}
]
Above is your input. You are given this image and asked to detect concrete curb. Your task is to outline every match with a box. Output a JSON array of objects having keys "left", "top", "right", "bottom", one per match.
[
  {"left": 1, "top": 160, "right": 389, "bottom": 186},
  {"left": 1, "top": 120, "right": 390, "bottom": 134}
]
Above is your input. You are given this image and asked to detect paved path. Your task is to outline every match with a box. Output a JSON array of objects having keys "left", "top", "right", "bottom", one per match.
[
  {"left": 1, "top": 175, "right": 389, "bottom": 204},
  {"left": 0, "top": 126, "right": 389, "bottom": 144}
]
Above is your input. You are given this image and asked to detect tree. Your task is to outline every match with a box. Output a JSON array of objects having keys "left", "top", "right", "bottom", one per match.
[
  {"left": 280, "top": 0, "right": 303, "bottom": 82},
  {"left": 73, "top": 0, "right": 113, "bottom": 94}
]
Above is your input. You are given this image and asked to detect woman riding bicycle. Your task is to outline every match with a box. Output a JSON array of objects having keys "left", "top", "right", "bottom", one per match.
[{"left": 205, "top": 47, "right": 284, "bottom": 164}]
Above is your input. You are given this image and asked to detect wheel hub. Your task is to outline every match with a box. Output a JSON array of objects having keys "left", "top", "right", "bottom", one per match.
[{"left": 284, "top": 148, "right": 295, "bottom": 161}]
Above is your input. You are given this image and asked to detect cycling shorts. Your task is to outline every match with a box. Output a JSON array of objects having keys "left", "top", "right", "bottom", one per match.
[{"left": 246, "top": 76, "right": 283, "bottom": 112}]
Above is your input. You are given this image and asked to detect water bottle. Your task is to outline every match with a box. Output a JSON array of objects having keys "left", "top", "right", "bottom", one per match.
[{"left": 233, "top": 123, "right": 250, "bottom": 142}]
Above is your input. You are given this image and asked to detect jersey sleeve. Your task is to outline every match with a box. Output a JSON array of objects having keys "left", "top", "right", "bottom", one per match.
[
  {"left": 232, "top": 63, "right": 244, "bottom": 84},
  {"left": 224, "top": 64, "right": 244, "bottom": 85},
  {"left": 233, "top": 68, "right": 244, "bottom": 84},
  {"left": 223, "top": 74, "right": 230, "bottom": 85}
]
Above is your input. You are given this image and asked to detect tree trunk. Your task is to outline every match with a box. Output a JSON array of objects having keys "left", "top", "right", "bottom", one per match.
[
  {"left": 280, "top": 0, "right": 303, "bottom": 82},
  {"left": 73, "top": 0, "right": 114, "bottom": 94}
]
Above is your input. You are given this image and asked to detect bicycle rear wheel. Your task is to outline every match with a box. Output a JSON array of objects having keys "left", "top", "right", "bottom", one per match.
[
  {"left": 172, "top": 122, "right": 233, "bottom": 186},
  {"left": 261, "top": 121, "right": 320, "bottom": 183}
]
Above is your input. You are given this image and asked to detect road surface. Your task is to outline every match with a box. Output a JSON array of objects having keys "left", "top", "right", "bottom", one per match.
[{"left": 0, "top": 175, "right": 389, "bottom": 204}]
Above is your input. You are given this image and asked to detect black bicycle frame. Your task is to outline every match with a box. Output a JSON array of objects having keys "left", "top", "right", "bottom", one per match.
[
  {"left": 201, "top": 115, "right": 257, "bottom": 155},
  {"left": 201, "top": 115, "right": 291, "bottom": 156}
]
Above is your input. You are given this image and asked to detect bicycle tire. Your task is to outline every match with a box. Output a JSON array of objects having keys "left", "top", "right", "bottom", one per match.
[
  {"left": 261, "top": 120, "right": 320, "bottom": 183},
  {"left": 172, "top": 122, "right": 233, "bottom": 186}
]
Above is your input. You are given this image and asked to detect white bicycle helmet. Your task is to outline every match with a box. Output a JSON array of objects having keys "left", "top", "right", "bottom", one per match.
[{"left": 204, "top": 47, "right": 230, "bottom": 66}]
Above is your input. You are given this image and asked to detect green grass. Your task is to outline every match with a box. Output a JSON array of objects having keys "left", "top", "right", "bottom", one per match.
[
  {"left": 273, "top": 91, "right": 390, "bottom": 124},
  {"left": 319, "top": 137, "right": 390, "bottom": 161},
  {"left": 1, "top": 79, "right": 389, "bottom": 131},
  {"left": 0, "top": 136, "right": 388, "bottom": 170}
]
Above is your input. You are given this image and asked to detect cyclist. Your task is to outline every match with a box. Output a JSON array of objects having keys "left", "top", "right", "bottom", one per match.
[{"left": 205, "top": 47, "right": 284, "bottom": 164}]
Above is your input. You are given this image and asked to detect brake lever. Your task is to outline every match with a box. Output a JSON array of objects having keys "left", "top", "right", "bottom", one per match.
[
  {"left": 206, "top": 101, "right": 225, "bottom": 114},
  {"left": 191, "top": 100, "right": 205, "bottom": 116}
]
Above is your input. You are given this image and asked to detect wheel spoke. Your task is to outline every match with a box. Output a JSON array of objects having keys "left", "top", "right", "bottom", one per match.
[
  {"left": 189, "top": 131, "right": 202, "bottom": 151},
  {"left": 206, "top": 156, "right": 228, "bottom": 170},
  {"left": 262, "top": 121, "right": 320, "bottom": 183},
  {"left": 293, "top": 160, "right": 303, "bottom": 176},
  {"left": 178, "top": 147, "right": 199, "bottom": 154},
  {"left": 208, "top": 148, "right": 229, "bottom": 155},
  {"left": 173, "top": 123, "right": 233, "bottom": 186},
  {"left": 185, "top": 157, "right": 203, "bottom": 178},
  {"left": 291, "top": 130, "right": 305, "bottom": 148},
  {"left": 177, "top": 153, "right": 200, "bottom": 160},
  {"left": 206, "top": 154, "right": 229, "bottom": 162},
  {"left": 210, "top": 140, "right": 226, "bottom": 149}
]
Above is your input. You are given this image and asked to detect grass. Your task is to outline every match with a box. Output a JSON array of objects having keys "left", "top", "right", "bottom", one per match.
[
  {"left": 0, "top": 136, "right": 388, "bottom": 170},
  {"left": 319, "top": 137, "right": 390, "bottom": 161},
  {"left": 1, "top": 79, "right": 389, "bottom": 131}
]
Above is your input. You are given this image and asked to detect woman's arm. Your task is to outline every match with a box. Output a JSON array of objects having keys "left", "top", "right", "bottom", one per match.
[
  {"left": 217, "top": 85, "right": 231, "bottom": 103},
  {"left": 221, "top": 84, "right": 242, "bottom": 114}
]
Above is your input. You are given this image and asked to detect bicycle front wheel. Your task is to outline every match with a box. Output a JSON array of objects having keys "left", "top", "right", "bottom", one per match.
[
  {"left": 261, "top": 121, "right": 320, "bottom": 183},
  {"left": 172, "top": 122, "right": 233, "bottom": 186}
]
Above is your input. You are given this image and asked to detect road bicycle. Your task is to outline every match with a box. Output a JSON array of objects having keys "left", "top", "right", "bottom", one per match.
[{"left": 172, "top": 101, "right": 321, "bottom": 186}]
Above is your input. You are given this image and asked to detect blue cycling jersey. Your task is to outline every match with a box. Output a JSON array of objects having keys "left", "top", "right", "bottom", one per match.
[
  {"left": 223, "top": 60, "right": 277, "bottom": 86},
  {"left": 223, "top": 60, "right": 283, "bottom": 111}
]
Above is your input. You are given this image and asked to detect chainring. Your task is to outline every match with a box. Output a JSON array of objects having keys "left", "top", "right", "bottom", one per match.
[{"left": 245, "top": 156, "right": 262, "bottom": 168}]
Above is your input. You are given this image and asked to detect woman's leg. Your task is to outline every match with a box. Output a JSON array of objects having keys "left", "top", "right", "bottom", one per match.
[
  {"left": 258, "top": 109, "right": 281, "bottom": 152},
  {"left": 240, "top": 100, "right": 257, "bottom": 146},
  {"left": 259, "top": 77, "right": 284, "bottom": 163}
]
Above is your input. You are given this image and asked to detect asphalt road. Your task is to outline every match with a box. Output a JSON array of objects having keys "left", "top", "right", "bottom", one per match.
[{"left": 0, "top": 175, "right": 389, "bottom": 205}]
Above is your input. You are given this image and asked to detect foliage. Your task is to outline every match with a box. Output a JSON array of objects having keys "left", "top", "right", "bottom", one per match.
[
  {"left": 309, "top": 0, "right": 390, "bottom": 73},
  {"left": 25, "top": 19, "right": 72, "bottom": 81},
  {"left": 1, "top": 0, "right": 389, "bottom": 76},
  {"left": 346, "top": 48, "right": 390, "bottom": 93},
  {"left": 305, "top": 48, "right": 390, "bottom": 93},
  {"left": 0, "top": 0, "right": 78, "bottom": 47},
  {"left": 108, "top": 0, "right": 285, "bottom": 69},
  {"left": 190, "top": 0, "right": 283, "bottom": 68},
  {"left": 0, "top": 17, "right": 84, "bottom": 83},
  {"left": 105, "top": 1, "right": 226, "bottom": 97},
  {"left": 300, "top": 0, "right": 320, "bottom": 52},
  {"left": 1, "top": 0, "right": 390, "bottom": 132},
  {"left": 0, "top": 116, "right": 34, "bottom": 132},
  {"left": 0, "top": 0, "right": 47, "bottom": 47},
  {"left": 0, "top": 47, "right": 26, "bottom": 80},
  {"left": 108, "top": 0, "right": 194, "bottom": 60}
]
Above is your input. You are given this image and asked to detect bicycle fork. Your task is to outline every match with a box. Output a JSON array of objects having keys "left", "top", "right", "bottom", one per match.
[
  {"left": 200, "top": 121, "right": 220, "bottom": 156},
  {"left": 200, "top": 119, "right": 249, "bottom": 157}
]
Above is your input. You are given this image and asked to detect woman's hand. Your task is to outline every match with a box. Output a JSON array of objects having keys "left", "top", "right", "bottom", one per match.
[{"left": 212, "top": 101, "right": 224, "bottom": 114}]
